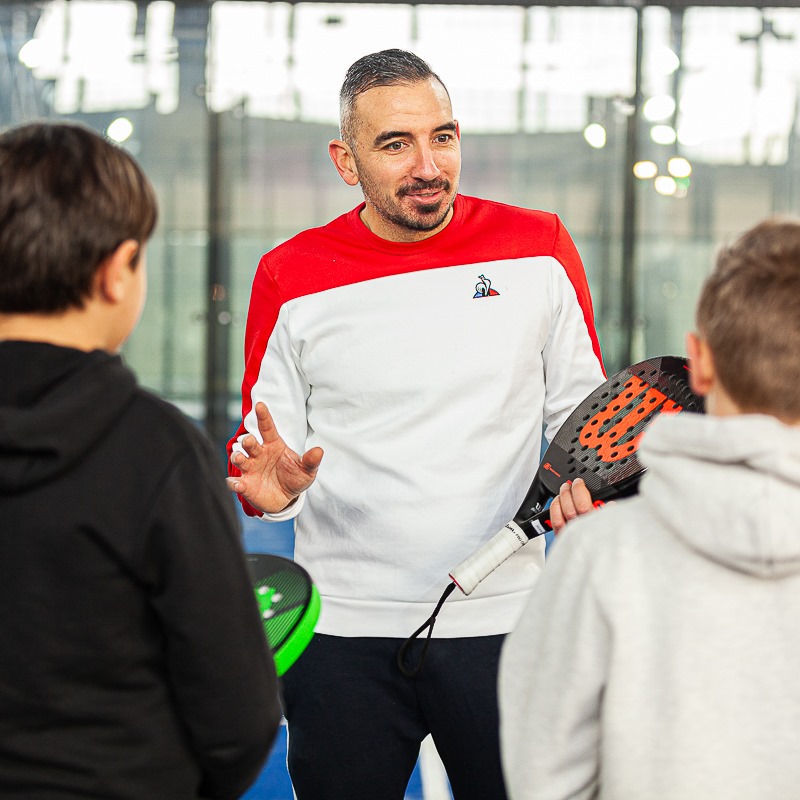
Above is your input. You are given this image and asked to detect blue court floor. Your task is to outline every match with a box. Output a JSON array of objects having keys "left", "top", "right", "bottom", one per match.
[
  {"left": 241, "top": 722, "right": 451, "bottom": 800},
  {"left": 240, "top": 514, "right": 454, "bottom": 800}
]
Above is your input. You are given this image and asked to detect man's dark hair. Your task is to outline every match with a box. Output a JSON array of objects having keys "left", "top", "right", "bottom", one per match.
[
  {"left": 339, "top": 49, "right": 449, "bottom": 145},
  {"left": 0, "top": 121, "right": 158, "bottom": 313}
]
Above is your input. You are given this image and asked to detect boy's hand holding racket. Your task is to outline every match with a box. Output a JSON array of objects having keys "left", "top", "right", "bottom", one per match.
[{"left": 227, "top": 402, "right": 324, "bottom": 514}]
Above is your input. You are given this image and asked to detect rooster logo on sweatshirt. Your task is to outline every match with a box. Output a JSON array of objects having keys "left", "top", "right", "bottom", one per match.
[{"left": 474, "top": 274, "right": 500, "bottom": 298}]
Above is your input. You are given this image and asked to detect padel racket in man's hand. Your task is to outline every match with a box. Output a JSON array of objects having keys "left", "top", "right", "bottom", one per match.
[
  {"left": 246, "top": 554, "right": 320, "bottom": 675},
  {"left": 450, "top": 355, "right": 704, "bottom": 595},
  {"left": 398, "top": 356, "right": 703, "bottom": 676}
]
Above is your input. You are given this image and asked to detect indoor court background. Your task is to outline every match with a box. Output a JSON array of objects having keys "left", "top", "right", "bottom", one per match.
[{"left": 3, "top": 1, "right": 800, "bottom": 798}]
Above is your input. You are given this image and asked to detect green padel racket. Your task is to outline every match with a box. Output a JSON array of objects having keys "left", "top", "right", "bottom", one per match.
[{"left": 245, "top": 553, "right": 321, "bottom": 676}]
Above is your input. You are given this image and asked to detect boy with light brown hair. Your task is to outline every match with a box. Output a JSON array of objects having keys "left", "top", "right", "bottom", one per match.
[
  {"left": 0, "top": 122, "right": 281, "bottom": 800},
  {"left": 500, "top": 216, "right": 800, "bottom": 800}
]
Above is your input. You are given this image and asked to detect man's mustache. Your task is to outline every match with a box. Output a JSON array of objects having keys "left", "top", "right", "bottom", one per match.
[{"left": 397, "top": 180, "right": 451, "bottom": 197}]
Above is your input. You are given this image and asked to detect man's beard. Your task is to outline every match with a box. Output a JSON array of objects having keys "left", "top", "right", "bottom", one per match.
[{"left": 362, "top": 176, "right": 456, "bottom": 233}]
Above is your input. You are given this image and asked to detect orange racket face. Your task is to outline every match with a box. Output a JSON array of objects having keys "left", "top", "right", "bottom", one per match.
[{"left": 515, "top": 356, "right": 704, "bottom": 524}]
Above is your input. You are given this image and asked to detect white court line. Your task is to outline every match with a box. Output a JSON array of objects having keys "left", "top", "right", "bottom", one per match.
[{"left": 419, "top": 735, "right": 453, "bottom": 800}]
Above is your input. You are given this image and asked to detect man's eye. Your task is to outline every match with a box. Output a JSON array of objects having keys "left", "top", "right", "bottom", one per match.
[
  {"left": 385, "top": 141, "right": 404, "bottom": 151},
  {"left": 435, "top": 134, "right": 452, "bottom": 144}
]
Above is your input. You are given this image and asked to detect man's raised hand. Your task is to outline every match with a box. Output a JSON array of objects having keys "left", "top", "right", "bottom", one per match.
[{"left": 227, "top": 402, "right": 323, "bottom": 514}]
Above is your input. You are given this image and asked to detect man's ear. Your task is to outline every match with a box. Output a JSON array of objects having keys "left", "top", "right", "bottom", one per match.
[
  {"left": 96, "top": 239, "right": 140, "bottom": 304},
  {"left": 454, "top": 120, "right": 461, "bottom": 140},
  {"left": 328, "top": 139, "right": 360, "bottom": 186},
  {"left": 685, "top": 331, "right": 715, "bottom": 397}
]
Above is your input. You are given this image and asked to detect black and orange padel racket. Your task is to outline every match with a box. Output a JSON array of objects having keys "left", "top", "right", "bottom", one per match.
[
  {"left": 398, "top": 356, "right": 703, "bottom": 675},
  {"left": 450, "top": 355, "right": 703, "bottom": 594},
  {"left": 246, "top": 554, "right": 320, "bottom": 676}
]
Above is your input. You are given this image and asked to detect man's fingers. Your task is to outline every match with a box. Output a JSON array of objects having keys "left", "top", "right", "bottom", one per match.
[
  {"left": 558, "top": 481, "right": 579, "bottom": 520},
  {"left": 570, "top": 478, "right": 595, "bottom": 514},
  {"left": 254, "top": 402, "right": 280, "bottom": 444},
  {"left": 242, "top": 433, "right": 258, "bottom": 452},
  {"left": 551, "top": 478, "right": 599, "bottom": 535},
  {"left": 550, "top": 497, "right": 566, "bottom": 534},
  {"left": 301, "top": 446, "right": 324, "bottom": 473}
]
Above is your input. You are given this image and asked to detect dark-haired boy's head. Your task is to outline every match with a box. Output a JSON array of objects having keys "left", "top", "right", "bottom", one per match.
[
  {"left": 0, "top": 122, "right": 158, "bottom": 313},
  {"left": 695, "top": 216, "right": 800, "bottom": 421}
]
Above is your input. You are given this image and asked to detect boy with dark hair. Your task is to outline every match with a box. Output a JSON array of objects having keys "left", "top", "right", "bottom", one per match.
[
  {"left": 0, "top": 121, "right": 281, "bottom": 800},
  {"left": 499, "top": 216, "right": 800, "bottom": 800}
]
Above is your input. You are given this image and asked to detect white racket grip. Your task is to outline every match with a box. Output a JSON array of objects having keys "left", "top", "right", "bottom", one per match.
[{"left": 449, "top": 521, "right": 529, "bottom": 596}]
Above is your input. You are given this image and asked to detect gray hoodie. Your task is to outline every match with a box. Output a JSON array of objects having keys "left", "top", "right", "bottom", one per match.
[{"left": 499, "top": 411, "right": 800, "bottom": 800}]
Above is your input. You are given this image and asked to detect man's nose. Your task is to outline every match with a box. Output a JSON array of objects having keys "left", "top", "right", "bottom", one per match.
[{"left": 411, "top": 143, "right": 442, "bottom": 181}]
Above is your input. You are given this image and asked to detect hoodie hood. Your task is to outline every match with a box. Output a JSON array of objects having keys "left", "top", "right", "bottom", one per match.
[
  {"left": 639, "top": 412, "right": 800, "bottom": 578},
  {"left": 0, "top": 341, "right": 137, "bottom": 492}
]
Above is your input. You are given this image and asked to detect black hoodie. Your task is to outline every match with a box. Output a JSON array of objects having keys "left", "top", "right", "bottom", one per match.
[{"left": 0, "top": 341, "right": 281, "bottom": 799}]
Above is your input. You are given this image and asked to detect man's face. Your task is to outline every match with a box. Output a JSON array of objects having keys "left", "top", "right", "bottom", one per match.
[{"left": 347, "top": 78, "right": 461, "bottom": 242}]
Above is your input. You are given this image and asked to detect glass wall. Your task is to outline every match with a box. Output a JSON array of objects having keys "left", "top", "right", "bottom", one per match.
[{"left": 3, "top": 1, "right": 800, "bottom": 454}]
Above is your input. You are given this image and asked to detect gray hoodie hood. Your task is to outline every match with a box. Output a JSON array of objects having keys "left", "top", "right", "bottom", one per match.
[{"left": 639, "top": 411, "right": 800, "bottom": 578}]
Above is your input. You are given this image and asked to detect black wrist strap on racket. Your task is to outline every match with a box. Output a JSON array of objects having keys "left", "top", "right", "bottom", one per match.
[{"left": 396, "top": 581, "right": 456, "bottom": 677}]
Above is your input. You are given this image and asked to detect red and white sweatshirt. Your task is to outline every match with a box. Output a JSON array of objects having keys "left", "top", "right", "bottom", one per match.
[{"left": 229, "top": 194, "right": 605, "bottom": 638}]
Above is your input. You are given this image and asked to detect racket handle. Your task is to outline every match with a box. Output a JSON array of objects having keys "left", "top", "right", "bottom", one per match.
[{"left": 449, "top": 513, "right": 548, "bottom": 596}]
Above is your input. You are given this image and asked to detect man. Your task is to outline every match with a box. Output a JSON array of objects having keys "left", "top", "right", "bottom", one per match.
[
  {"left": 0, "top": 122, "right": 281, "bottom": 800},
  {"left": 228, "top": 49, "right": 605, "bottom": 799},
  {"left": 499, "top": 216, "right": 800, "bottom": 800}
]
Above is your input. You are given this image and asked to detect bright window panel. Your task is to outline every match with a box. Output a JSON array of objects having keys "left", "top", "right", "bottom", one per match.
[
  {"left": 29, "top": 0, "right": 177, "bottom": 115},
  {"left": 208, "top": 2, "right": 293, "bottom": 116},
  {"left": 291, "top": 4, "right": 414, "bottom": 125},
  {"left": 415, "top": 5, "right": 524, "bottom": 133},
  {"left": 680, "top": 8, "right": 800, "bottom": 165},
  {"left": 522, "top": 7, "right": 636, "bottom": 132}
]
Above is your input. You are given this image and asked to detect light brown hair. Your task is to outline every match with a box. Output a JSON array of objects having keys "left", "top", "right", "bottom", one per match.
[{"left": 696, "top": 216, "right": 800, "bottom": 420}]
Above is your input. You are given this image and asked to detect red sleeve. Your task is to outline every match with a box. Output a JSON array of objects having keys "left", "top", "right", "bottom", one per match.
[
  {"left": 226, "top": 256, "right": 283, "bottom": 517},
  {"left": 551, "top": 215, "right": 606, "bottom": 377}
]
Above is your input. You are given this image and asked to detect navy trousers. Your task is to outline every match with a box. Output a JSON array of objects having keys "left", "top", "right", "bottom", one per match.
[{"left": 280, "top": 633, "right": 509, "bottom": 800}]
